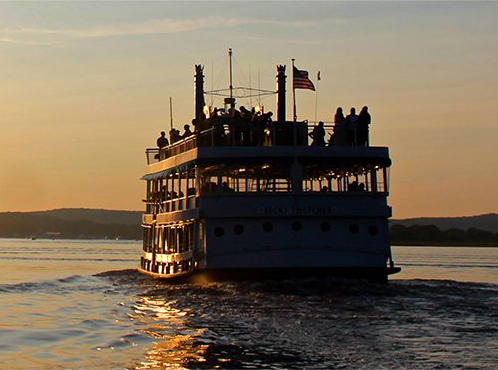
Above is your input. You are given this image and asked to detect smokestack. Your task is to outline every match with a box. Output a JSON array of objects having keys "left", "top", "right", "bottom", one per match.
[
  {"left": 194, "top": 65, "right": 205, "bottom": 120},
  {"left": 276, "top": 65, "right": 286, "bottom": 122}
]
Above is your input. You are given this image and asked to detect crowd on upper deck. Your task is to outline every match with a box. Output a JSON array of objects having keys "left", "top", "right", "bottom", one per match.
[
  {"left": 309, "top": 106, "right": 371, "bottom": 147},
  {"left": 156, "top": 105, "right": 371, "bottom": 150}
]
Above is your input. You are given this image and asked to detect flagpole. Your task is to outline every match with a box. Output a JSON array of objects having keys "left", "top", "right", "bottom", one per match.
[
  {"left": 291, "top": 59, "right": 297, "bottom": 146},
  {"left": 169, "top": 96, "right": 173, "bottom": 130},
  {"left": 314, "top": 71, "right": 320, "bottom": 124},
  {"left": 292, "top": 59, "right": 296, "bottom": 122}
]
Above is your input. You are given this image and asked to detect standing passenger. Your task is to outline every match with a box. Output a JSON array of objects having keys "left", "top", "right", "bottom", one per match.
[
  {"left": 333, "top": 107, "right": 346, "bottom": 146},
  {"left": 253, "top": 111, "right": 273, "bottom": 146},
  {"left": 157, "top": 131, "right": 169, "bottom": 148},
  {"left": 239, "top": 106, "right": 252, "bottom": 145},
  {"left": 182, "top": 124, "right": 193, "bottom": 139},
  {"left": 230, "top": 109, "right": 243, "bottom": 145},
  {"left": 309, "top": 121, "right": 326, "bottom": 146},
  {"left": 155, "top": 131, "right": 169, "bottom": 159},
  {"left": 357, "top": 106, "right": 371, "bottom": 146},
  {"left": 345, "top": 107, "right": 359, "bottom": 145},
  {"left": 170, "top": 128, "right": 181, "bottom": 144}
]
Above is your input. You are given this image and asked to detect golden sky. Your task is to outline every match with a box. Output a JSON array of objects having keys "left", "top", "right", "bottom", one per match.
[{"left": 0, "top": 2, "right": 497, "bottom": 219}]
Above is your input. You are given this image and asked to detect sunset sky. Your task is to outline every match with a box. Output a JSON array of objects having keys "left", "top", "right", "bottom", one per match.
[{"left": 0, "top": 1, "right": 497, "bottom": 219}]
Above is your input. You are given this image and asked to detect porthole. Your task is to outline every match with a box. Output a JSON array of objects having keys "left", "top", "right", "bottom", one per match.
[
  {"left": 368, "top": 225, "right": 378, "bottom": 236},
  {"left": 320, "top": 221, "right": 331, "bottom": 232},
  {"left": 291, "top": 220, "right": 302, "bottom": 231},
  {"left": 263, "top": 222, "right": 273, "bottom": 232},
  {"left": 349, "top": 224, "right": 359, "bottom": 234},
  {"left": 214, "top": 227, "right": 225, "bottom": 237},
  {"left": 234, "top": 224, "right": 244, "bottom": 235}
]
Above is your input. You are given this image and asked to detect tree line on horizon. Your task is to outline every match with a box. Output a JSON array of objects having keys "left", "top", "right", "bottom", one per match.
[
  {"left": 0, "top": 212, "right": 497, "bottom": 246},
  {"left": 390, "top": 224, "right": 498, "bottom": 247},
  {"left": 0, "top": 213, "right": 141, "bottom": 240}
]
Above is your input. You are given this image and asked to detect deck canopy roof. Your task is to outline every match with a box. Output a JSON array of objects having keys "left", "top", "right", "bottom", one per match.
[{"left": 143, "top": 146, "right": 391, "bottom": 180}]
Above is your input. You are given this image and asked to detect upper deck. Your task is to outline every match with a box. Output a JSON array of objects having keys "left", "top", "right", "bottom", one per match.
[
  {"left": 142, "top": 121, "right": 392, "bottom": 223},
  {"left": 144, "top": 122, "right": 391, "bottom": 178}
]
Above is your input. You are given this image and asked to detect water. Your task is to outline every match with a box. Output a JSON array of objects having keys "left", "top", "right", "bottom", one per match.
[{"left": 1, "top": 240, "right": 498, "bottom": 369}]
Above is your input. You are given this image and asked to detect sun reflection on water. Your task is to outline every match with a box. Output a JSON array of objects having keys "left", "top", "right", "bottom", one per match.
[{"left": 129, "top": 296, "right": 207, "bottom": 370}]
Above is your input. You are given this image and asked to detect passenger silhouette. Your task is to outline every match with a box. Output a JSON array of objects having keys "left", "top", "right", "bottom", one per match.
[
  {"left": 357, "top": 106, "right": 371, "bottom": 146},
  {"left": 349, "top": 180, "right": 359, "bottom": 192},
  {"left": 309, "top": 121, "right": 326, "bottom": 146},
  {"left": 239, "top": 106, "right": 253, "bottom": 145},
  {"left": 157, "top": 131, "right": 169, "bottom": 148},
  {"left": 333, "top": 107, "right": 347, "bottom": 146},
  {"left": 230, "top": 109, "right": 244, "bottom": 145},
  {"left": 182, "top": 124, "right": 193, "bottom": 139},
  {"left": 211, "top": 109, "right": 225, "bottom": 146},
  {"left": 169, "top": 128, "right": 181, "bottom": 144},
  {"left": 253, "top": 111, "right": 273, "bottom": 146},
  {"left": 345, "top": 107, "right": 358, "bottom": 145},
  {"left": 222, "top": 181, "right": 234, "bottom": 192}
]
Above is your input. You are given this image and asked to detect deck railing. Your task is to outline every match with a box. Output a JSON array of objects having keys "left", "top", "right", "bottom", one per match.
[
  {"left": 143, "top": 185, "right": 389, "bottom": 215},
  {"left": 144, "top": 194, "right": 198, "bottom": 214},
  {"left": 145, "top": 122, "right": 367, "bottom": 165}
]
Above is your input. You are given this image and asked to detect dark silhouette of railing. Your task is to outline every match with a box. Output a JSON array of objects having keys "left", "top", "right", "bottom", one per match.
[{"left": 145, "top": 121, "right": 370, "bottom": 165}]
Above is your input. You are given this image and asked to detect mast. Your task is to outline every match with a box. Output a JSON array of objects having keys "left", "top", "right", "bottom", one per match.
[
  {"left": 291, "top": 59, "right": 296, "bottom": 122},
  {"left": 229, "top": 48, "right": 233, "bottom": 101},
  {"left": 169, "top": 96, "right": 173, "bottom": 130},
  {"left": 291, "top": 58, "right": 297, "bottom": 146},
  {"left": 314, "top": 71, "right": 320, "bottom": 124}
]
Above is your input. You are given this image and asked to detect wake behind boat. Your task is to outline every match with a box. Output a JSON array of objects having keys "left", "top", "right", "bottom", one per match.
[{"left": 139, "top": 50, "right": 400, "bottom": 282}]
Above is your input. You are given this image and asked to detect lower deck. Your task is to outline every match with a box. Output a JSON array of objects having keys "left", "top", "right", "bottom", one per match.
[
  {"left": 140, "top": 207, "right": 397, "bottom": 281},
  {"left": 141, "top": 145, "right": 395, "bottom": 281}
]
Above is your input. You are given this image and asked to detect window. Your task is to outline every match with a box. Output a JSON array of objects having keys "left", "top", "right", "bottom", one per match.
[
  {"left": 234, "top": 224, "right": 244, "bottom": 235},
  {"left": 291, "top": 221, "right": 302, "bottom": 231},
  {"left": 349, "top": 224, "right": 359, "bottom": 234},
  {"left": 214, "top": 227, "right": 225, "bottom": 237},
  {"left": 320, "top": 221, "right": 331, "bottom": 232},
  {"left": 263, "top": 222, "right": 273, "bottom": 232},
  {"left": 368, "top": 225, "right": 378, "bottom": 236}
]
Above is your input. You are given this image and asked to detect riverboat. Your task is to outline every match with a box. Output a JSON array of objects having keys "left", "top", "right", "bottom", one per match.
[{"left": 139, "top": 52, "right": 400, "bottom": 282}]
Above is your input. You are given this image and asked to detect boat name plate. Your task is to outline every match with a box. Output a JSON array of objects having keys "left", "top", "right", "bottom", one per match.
[{"left": 258, "top": 206, "right": 337, "bottom": 216}]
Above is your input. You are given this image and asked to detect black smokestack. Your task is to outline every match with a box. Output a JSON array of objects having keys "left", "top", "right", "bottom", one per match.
[
  {"left": 276, "top": 65, "right": 286, "bottom": 122},
  {"left": 194, "top": 65, "right": 205, "bottom": 120}
]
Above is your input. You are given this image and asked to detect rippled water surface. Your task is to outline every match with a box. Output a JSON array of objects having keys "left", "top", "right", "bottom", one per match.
[{"left": 1, "top": 239, "right": 498, "bottom": 369}]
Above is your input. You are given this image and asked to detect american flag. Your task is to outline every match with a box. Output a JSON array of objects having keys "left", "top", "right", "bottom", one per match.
[{"left": 293, "top": 66, "right": 315, "bottom": 91}]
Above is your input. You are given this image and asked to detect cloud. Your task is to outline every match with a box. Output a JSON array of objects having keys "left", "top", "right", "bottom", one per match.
[
  {"left": 2, "top": 17, "right": 314, "bottom": 39},
  {"left": 0, "top": 37, "right": 57, "bottom": 46}
]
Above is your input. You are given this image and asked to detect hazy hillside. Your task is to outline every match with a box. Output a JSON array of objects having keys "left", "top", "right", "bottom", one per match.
[
  {"left": 30, "top": 208, "right": 142, "bottom": 225},
  {"left": 390, "top": 224, "right": 498, "bottom": 247},
  {"left": 1, "top": 208, "right": 497, "bottom": 243},
  {"left": 391, "top": 213, "right": 498, "bottom": 233},
  {"left": 0, "top": 209, "right": 142, "bottom": 239}
]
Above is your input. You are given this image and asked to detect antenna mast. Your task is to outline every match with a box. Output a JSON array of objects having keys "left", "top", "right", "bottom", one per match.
[
  {"left": 229, "top": 48, "right": 233, "bottom": 100},
  {"left": 169, "top": 96, "right": 173, "bottom": 130}
]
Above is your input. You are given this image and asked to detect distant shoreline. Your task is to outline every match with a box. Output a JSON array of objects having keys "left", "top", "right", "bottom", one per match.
[
  {"left": 0, "top": 236, "right": 142, "bottom": 242},
  {"left": 1, "top": 237, "right": 497, "bottom": 248},
  {"left": 393, "top": 243, "right": 498, "bottom": 248},
  {"left": 1, "top": 209, "right": 497, "bottom": 246},
  {"left": 390, "top": 223, "right": 498, "bottom": 248}
]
